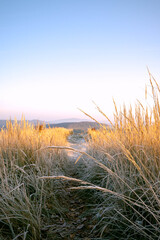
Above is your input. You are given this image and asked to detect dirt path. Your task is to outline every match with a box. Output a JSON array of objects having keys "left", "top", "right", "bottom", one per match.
[
  {"left": 67, "top": 130, "right": 87, "bottom": 161},
  {"left": 44, "top": 131, "right": 99, "bottom": 239},
  {"left": 52, "top": 130, "right": 97, "bottom": 239}
]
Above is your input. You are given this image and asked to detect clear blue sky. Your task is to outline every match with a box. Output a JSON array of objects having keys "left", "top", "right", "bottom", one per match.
[{"left": 0, "top": 0, "right": 160, "bottom": 121}]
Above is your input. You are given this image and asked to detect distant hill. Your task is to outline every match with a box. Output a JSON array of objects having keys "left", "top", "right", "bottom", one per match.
[
  {"left": 46, "top": 121, "right": 106, "bottom": 130},
  {"left": 0, "top": 118, "right": 89, "bottom": 128},
  {"left": 47, "top": 118, "right": 90, "bottom": 124},
  {"left": 0, "top": 120, "right": 44, "bottom": 129},
  {"left": 0, "top": 120, "right": 7, "bottom": 128},
  {"left": 0, "top": 119, "right": 107, "bottom": 131}
]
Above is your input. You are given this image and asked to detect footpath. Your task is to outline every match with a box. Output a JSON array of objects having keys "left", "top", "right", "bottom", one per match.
[{"left": 52, "top": 130, "right": 98, "bottom": 240}]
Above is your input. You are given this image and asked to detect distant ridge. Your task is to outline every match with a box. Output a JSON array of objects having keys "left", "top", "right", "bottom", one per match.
[
  {"left": 0, "top": 120, "right": 106, "bottom": 130},
  {"left": 0, "top": 120, "right": 44, "bottom": 128},
  {"left": 47, "top": 118, "right": 90, "bottom": 124},
  {"left": 0, "top": 118, "right": 90, "bottom": 128},
  {"left": 46, "top": 121, "right": 106, "bottom": 130}
]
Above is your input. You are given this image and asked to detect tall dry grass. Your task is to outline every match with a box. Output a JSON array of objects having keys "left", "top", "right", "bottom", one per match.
[
  {"left": 83, "top": 73, "right": 160, "bottom": 239},
  {"left": 0, "top": 120, "right": 72, "bottom": 239},
  {"left": 1, "top": 73, "right": 160, "bottom": 239},
  {"left": 0, "top": 118, "right": 71, "bottom": 166}
]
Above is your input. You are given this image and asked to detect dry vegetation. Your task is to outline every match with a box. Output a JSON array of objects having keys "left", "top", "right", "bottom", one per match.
[
  {"left": 84, "top": 73, "right": 160, "bottom": 239},
  {"left": 0, "top": 72, "right": 160, "bottom": 240},
  {"left": 0, "top": 121, "right": 72, "bottom": 239}
]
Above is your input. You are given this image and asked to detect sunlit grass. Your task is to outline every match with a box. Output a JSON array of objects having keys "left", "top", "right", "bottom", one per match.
[
  {"left": 0, "top": 120, "right": 72, "bottom": 239},
  {"left": 0, "top": 118, "right": 71, "bottom": 166},
  {"left": 0, "top": 72, "right": 160, "bottom": 239},
  {"left": 84, "top": 72, "right": 160, "bottom": 239}
]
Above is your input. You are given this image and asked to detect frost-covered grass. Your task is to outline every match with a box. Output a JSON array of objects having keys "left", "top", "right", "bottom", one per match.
[
  {"left": 0, "top": 121, "right": 72, "bottom": 239},
  {"left": 1, "top": 73, "right": 160, "bottom": 239},
  {"left": 82, "top": 73, "right": 160, "bottom": 239}
]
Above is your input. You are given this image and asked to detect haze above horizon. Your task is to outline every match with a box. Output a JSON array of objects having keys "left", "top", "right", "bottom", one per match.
[{"left": 0, "top": 0, "right": 160, "bottom": 122}]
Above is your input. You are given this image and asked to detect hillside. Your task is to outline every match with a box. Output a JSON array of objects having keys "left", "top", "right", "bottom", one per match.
[
  {"left": 46, "top": 121, "right": 104, "bottom": 130},
  {"left": 0, "top": 120, "right": 44, "bottom": 129},
  {"left": 0, "top": 120, "right": 106, "bottom": 131}
]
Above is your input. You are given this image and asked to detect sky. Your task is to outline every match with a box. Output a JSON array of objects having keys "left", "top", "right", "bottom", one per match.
[{"left": 0, "top": 0, "right": 160, "bottom": 122}]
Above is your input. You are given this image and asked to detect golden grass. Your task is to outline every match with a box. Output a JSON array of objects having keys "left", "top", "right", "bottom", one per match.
[
  {"left": 33, "top": 72, "right": 160, "bottom": 239},
  {"left": 0, "top": 119, "right": 73, "bottom": 239},
  {"left": 37, "top": 71, "right": 160, "bottom": 239},
  {"left": 0, "top": 118, "right": 72, "bottom": 167},
  {"left": 84, "top": 72, "right": 160, "bottom": 238},
  {"left": 0, "top": 71, "right": 160, "bottom": 239},
  {"left": 0, "top": 118, "right": 71, "bottom": 149}
]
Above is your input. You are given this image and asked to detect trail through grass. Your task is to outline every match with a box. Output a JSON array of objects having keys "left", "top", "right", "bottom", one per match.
[{"left": 0, "top": 73, "right": 160, "bottom": 239}]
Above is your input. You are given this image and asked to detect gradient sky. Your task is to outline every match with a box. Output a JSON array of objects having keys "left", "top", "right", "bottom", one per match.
[{"left": 0, "top": 0, "right": 160, "bottom": 121}]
